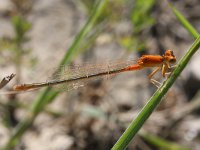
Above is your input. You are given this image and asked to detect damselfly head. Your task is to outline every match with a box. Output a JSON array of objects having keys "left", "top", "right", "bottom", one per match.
[{"left": 164, "top": 50, "right": 176, "bottom": 64}]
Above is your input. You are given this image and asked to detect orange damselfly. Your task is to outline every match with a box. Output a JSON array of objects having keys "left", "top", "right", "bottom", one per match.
[{"left": 12, "top": 50, "right": 176, "bottom": 92}]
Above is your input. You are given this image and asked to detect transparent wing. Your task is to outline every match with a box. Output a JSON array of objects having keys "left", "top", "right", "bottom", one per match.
[
  {"left": 5, "top": 59, "right": 137, "bottom": 94},
  {"left": 45, "top": 59, "right": 137, "bottom": 92}
]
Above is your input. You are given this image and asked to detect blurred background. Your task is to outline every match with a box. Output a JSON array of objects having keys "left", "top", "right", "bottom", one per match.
[{"left": 0, "top": 0, "right": 200, "bottom": 149}]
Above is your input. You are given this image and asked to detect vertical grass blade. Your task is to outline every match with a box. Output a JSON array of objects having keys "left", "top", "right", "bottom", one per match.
[
  {"left": 3, "top": 0, "right": 108, "bottom": 149},
  {"left": 112, "top": 36, "right": 200, "bottom": 150},
  {"left": 168, "top": 3, "right": 199, "bottom": 38}
]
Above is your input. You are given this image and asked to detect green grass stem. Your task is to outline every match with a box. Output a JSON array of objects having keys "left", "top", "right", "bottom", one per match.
[
  {"left": 112, "top": 36, "right": 200, "bottom": 150},
  {"left": 112, "top": 3, "right": 200, "bottom": 149},
  {"left": 140, "top": 132, "right": 189, "bottom": 150},
  {"left": 2, "top": 0, "right": 108, "bottom": 149},
  {"left": 168, "top": 2, "right": 199, "bottom": 38}
]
